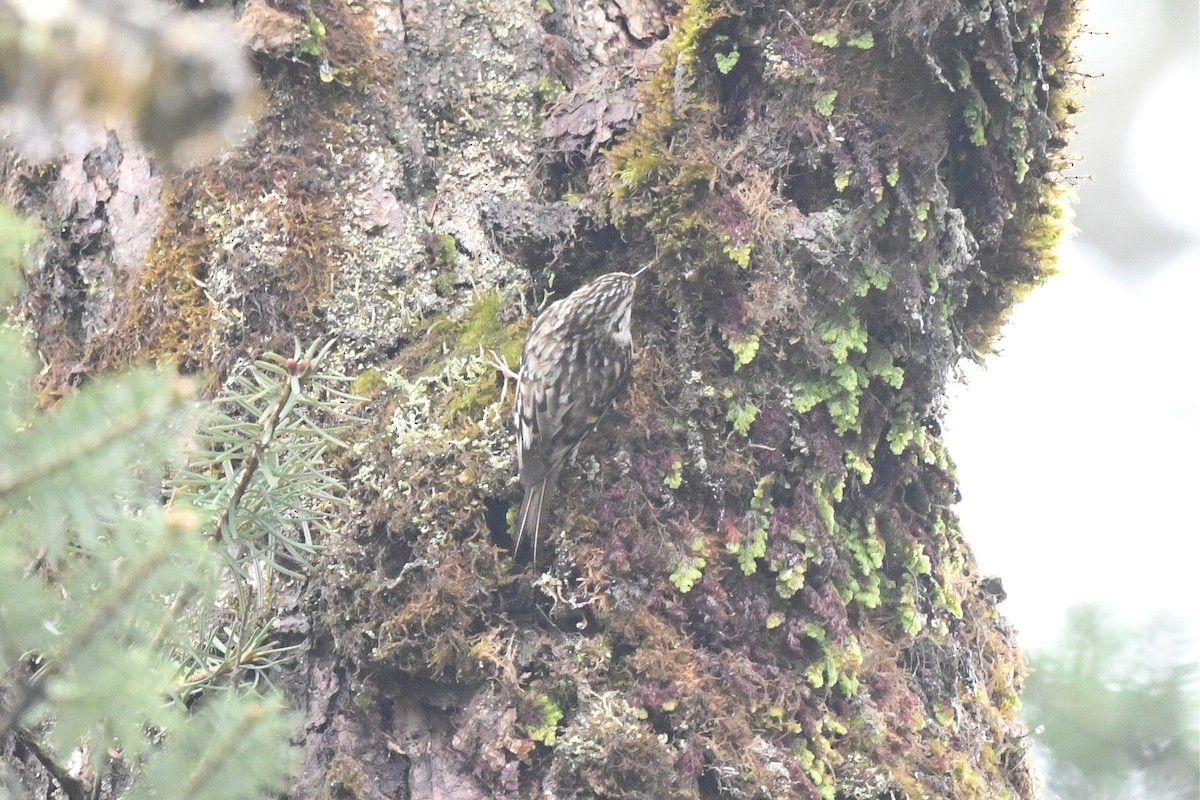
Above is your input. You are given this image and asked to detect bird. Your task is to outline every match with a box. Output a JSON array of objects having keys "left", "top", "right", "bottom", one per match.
[{"left": 508, "top": 266, "right": 648, "bottom": 560}]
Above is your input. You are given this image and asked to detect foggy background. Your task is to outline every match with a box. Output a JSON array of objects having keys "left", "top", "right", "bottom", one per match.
[{"left": 943, "top": 1, "right": 1200, "bottom": 798}]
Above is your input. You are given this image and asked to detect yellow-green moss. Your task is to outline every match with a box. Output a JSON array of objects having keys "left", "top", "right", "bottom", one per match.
[
  {"left": 351, "top": 367, "right": 384, "bottom": 397},
  {"left": 93, "top": 184, "right": 217, "bottom": 374},
  {"left": 525, "top": 694, "right": 564, "bottom": 746}
]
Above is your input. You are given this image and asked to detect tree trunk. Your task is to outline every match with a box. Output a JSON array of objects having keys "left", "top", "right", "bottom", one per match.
[{"left": 2, "top": 0, "right": 1081, "bottom": 797}]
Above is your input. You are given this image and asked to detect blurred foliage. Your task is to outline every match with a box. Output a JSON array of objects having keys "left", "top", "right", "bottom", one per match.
[
  {"left": 1024, "top": 604, "right": 1199, "bottom": 800},
  {"left": 0, "top": 0, "right": 256, "bottom": 167},
  {"left": 0, "top": 211, "right": 354, "bottom": 796}
]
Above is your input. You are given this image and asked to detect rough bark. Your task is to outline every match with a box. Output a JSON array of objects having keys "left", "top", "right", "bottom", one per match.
[{"left": 2, "top": 0, "right": 1081, "bottom": 798}]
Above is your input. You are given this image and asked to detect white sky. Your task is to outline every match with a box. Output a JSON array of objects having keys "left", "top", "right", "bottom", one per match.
[
  {"left": 943, "top": 5, "right": 1200, "bottom": 654},
  {"left": 946, "top": 240, "right": 1199, "bottom": 648}
]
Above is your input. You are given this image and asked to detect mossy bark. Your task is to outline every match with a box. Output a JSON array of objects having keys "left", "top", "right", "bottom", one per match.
[{"left": 2, "top": 0, "right": 1080, "bottom": 797}]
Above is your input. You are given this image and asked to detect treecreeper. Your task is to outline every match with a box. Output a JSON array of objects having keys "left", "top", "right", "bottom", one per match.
[{"left": 509, "top": 266, "right": 649, "bottom": 560}]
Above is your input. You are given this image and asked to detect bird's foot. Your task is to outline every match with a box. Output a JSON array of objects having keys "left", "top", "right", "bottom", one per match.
[{"left": 486, "top": 348, "right": 519, "bottom": 403}]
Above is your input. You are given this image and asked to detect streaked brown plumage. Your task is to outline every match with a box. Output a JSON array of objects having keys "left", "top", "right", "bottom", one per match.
[{"left": 513, "top": 268, "right": 646, "bottom": 558}]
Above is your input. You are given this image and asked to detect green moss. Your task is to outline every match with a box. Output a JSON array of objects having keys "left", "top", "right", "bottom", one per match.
[
  {"left": 898, "top": 580, "right": 926, "bottom": 636},
  {"left": 663, "top": 457, "right": 683, "bottom": 489},
  {"left": 818, "top": 309, "right": 869, "bottom": 363},
  {"left": 801, "top": 623, "right": 863, "bottom": 699},
  {"left": 96, "top": 185, "right": 218, "bottom": 374},
  {"left": 815, "top": 90, "right": 838, "bottom": 117},
  {"left": 296, "top": 12, "right": 327, "bottom": 59},
  {"left": 728, "top": 518, "right": 767, "bottom": 575},
  {"left": 727, "top": 333, "right": 760, "bottom": 370},
  {"left": 847, "top": 32, "right": 874, "bottom": 49},
  {"left": 431, "top": 269, "right": 455, "bottom": 298},
  {"left": 456, "top": 291, "right": 523, "bottom": 357},
  {"left": 812, "top": 480, "right": 839, "bottom": 534},
  {"left": 844, "top": 450, "right": 873, "bottom": 484},
  {"left": 350, "top": 684, "right": 377, "bottom": 711},
  {"left": 324, "top": 753, "right": 366, "bottom": 797},
  {"left": 811, "top": 29, "right": 839, "bottom": 47},
  {"left": 723, "top": 241, "right": 753, "bottom": 268},
  {"left": 402, "top": 290, "right": 526, "bottom": 390},
  {"left": 851, "top": 260, "right": 890, "bottom": 296},
  {"left": 605, "top": 0, "right": 728, "bottom": 256},
  {"left": 726, "top": 475, "right": 772, "bottom": 575},
  {"left": 351, "top": 367, "right": 384, "bottom": 397},
  {"left": 537, "top": 74, "right": 566, "bottom": 103},
  {"left": 712, "top": 34, "right": 741, "bottom": 74},
  {"left": 439, "top": 370, "right": 498, "bottom": 425},
  {"left": 526, "top": 694, "right": 564, "bottom": 747},
  {"left": 725, "top": 397, "right": 758, "bottom": 436},
  {"left": 772, "top": 557, "right": 807, "bottom": 599},
  {"left": 791, "top": 365, "right": 865, "bottom": 436},
  {"left": 669, "top": 555, "right": 706, "bottom": 593},
  {"left": 865, "top": 346, "right": 904, "bottom": 388},
  {"left": 832, "top": 516, "right": 885, "bottom": 612},
  {"left": 432, "top": 232, "right": 457, "bottom": 266},
  {"left": 963, "top": 92, "right": 989, "bottom": 146}
]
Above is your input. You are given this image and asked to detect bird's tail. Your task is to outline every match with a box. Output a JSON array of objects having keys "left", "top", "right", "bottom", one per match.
[{"left": 515, "top": 476, "right": 550, "bottom": 562}]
